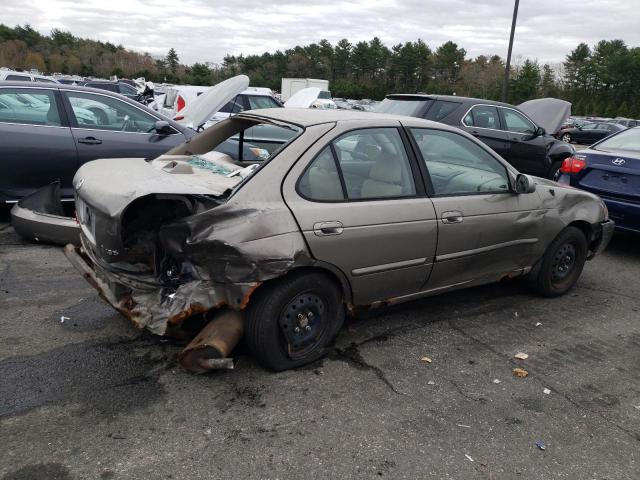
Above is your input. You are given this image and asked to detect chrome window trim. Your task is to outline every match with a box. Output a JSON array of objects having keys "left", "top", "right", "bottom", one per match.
[
  {"left": 0, "top": 121, "right": 68, "bottom": 129},
  {"left": 460, "top": 103, "right": 538, "bottom": 135}
]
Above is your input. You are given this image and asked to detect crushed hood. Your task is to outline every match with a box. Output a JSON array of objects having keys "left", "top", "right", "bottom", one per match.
[
  {"left": 518, "top": 98, "right": 571, "bottom": 134},
  {"left": 284, "top": 87, "right": 320, "bottom": 108},
  {"left": 175, "top": 75, "right": 249, "bottom": 129},
  {"left": 74, "top": 154, "right": 242, "bottom": 217}
]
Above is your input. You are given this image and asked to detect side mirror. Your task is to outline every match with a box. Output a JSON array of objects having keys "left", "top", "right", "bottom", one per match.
[
  {"left": 154, "top": 120, "right": 172, "bottom": 135},
  {"left": 514, "top": 173, "right": 536, "bottom": 194},
  {"left": 535, "top": 126, "right": 545, "bottom": 136}
]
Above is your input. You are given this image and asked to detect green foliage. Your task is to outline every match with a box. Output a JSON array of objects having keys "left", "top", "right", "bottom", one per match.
[{"left": 0, "top": 22, "right": 638, "bottom": 119}]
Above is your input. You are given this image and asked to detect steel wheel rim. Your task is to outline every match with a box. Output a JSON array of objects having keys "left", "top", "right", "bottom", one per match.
[
  {"left": 551, "top": 242, "right": 577, "bottom": 282},
  {"left": 279, "top": 291, "right": 328, "bottom": 359}
]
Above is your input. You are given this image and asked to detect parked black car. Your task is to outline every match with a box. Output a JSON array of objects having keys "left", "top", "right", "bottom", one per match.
[
  {"left": 376, "top": 94, "right": 574, "bottom": 179},
  {"left": 0, "top": 82, "right": 194, "bottom": 202},
  {"left": 79, "top": 80, "right": 143, "bottom": 102},
  {"left": 559, "top": 122, "right": 626, "bottom": 145}
]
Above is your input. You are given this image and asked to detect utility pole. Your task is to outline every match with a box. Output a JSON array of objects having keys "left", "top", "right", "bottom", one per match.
[{"left": 501, "top": 0, "right": 520, "bottom": 102}]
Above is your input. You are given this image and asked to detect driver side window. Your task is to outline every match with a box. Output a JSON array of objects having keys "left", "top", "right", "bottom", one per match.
[
  {"left": 501, "top": 109, "right": 535, "bottom": 134},
  {"left": 64, "top": 91, "right": 157, "bottom": 132},
  {"left": 411, "top": 128, "right": 510, "bottom": 196}
]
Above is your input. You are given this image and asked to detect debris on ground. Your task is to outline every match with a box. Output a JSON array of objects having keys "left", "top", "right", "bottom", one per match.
[
  {"left": 514, "top": 311, "right": 519, "bottom": 317},
  {"left": 535, "top": 440, "right": 546, "bottom": 451},
  {"left": 543, "top": 388, "right": 551, "bottom": 395},
  {"left": 60, "top": 315, "right": 69, "bottom": 323},
  {"left": 457, "top": 424, "right": 471, "bottom": 428},
  {"left": 513, "top": 367, "right": 529, "bottom": 378},
  {"left": 535, "top": 322, "right": 543, "bottom": 327},
  {"left": 420, "top": 356, "right": 432, "bottom": 364},
  {"left": 493, "top": 378, "right": 501, "bottom": 384},
  {"left": 465, "top": 454, "right": 474, "bottom": 462},
  {"left": 427, "top": 380, "right": 435, "bottom": 385},
  {"left": 514, "top": 352, "right": 529, "bottom": 360}
]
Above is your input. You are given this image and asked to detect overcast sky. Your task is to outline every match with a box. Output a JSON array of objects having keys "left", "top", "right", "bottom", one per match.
[{"left": 4, "top": 0, "right": 639, "bottom": 65}]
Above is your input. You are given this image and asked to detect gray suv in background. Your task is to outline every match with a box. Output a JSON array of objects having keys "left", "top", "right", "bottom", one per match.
[{"left": 0, "top": 82, "right": 193, "bottom": 202}]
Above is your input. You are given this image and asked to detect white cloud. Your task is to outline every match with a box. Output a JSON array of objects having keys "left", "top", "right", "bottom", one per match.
[{"left": 3, "top": 0, "right": 639, "bottom": 65}]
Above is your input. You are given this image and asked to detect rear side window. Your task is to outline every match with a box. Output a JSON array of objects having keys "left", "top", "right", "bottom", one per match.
[
  {"left": 298, "top": 147, "right": 345, "bottom": 201},
  {"left": 463, "top": 105, "right": 500, "bottom": 129},
  {"left": 0, "top": 88, "right": 62, "bottom": 126},
  {"left": 298, "top": 128, "right": 416, "bottom": 201},
  {"left": 425, "top": 100, "right": 460, "bottom": 121},
  {"left": 35, "top": 78, "right": 57, "bottom": 83},
  {"left": 87, "top": 83, "right": 119, "bottom": 93},
  {"left": 219, "top": 96, "right": 244, "bottom": 114}
]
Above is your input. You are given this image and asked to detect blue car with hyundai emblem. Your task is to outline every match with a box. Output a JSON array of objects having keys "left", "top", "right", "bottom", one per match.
[{"left": 558, "top": 126, "right": 640, "bottom": 233}]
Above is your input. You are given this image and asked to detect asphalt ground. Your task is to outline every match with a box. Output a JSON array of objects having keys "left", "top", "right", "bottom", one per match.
[{"left": 0, "top": 206, "right": 638, "bottom": 480}]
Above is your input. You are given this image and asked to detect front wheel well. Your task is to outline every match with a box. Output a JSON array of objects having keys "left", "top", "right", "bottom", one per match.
[{"left": 567, "top": 220, "right": 597, "bottom": 248}]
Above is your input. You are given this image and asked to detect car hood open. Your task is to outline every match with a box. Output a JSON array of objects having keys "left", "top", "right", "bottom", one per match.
[
  {"left": 74, "top": 155, "right": 243, "bottom": 217},
  {"left": 175, "top": 75, "right": 249, "bottom": 129},
  {"left": 518, "top": 98, "right": 571, "bottom": 135},
  {"left": 284, "top": 87, "right": 321, "bottom": 108}
]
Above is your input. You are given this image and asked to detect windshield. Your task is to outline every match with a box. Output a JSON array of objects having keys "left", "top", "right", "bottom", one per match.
[
  {"left": 318, "top": 90, "right": 331, "bottom": 100},
  {"left": 375, "top": 97, "right": 429, "bottom": 116},
  {"left": 595, "top": 127, "right": 640, "bottom": 153}
]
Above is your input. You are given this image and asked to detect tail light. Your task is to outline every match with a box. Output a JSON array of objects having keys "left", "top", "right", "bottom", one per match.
[
  {"left": 560, "top": 155, "right": 587, "bottom": 174},
  {"left": 176, "top": 95, "right": 186, "bottom": 112}
]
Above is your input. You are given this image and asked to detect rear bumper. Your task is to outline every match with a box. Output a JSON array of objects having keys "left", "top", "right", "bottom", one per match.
[
  {"left": 63, "top": 240, "right": 259, "bottom": 335},
  {"left": 601, "top": 197, "right": 640, "bottom": 233}
]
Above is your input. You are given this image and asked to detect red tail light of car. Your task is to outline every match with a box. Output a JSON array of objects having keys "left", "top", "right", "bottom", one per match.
[
  {"left": 176, "top": 95, "right": 186, "bottom": 112},
  {"left": 560, "top": 156, "right": 587, "bottom": 174}
]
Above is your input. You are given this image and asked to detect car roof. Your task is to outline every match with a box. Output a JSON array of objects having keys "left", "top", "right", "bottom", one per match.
[
  {"left": 0, "top": 80, "right": 124, "bottom": 95},
  {"left": 385, "top": 93, "right": 516, "bottom": 109},
  {"left": 241, "top": 107, "right": 461, "bottom": 130}
]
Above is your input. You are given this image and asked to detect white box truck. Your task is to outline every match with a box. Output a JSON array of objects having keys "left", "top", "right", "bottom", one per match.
[{"left": 281, "top": 78, "right": 330, "bottom": 101}]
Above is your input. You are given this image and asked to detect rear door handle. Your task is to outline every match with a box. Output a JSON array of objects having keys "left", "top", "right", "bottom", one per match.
[
  {"left": 313, "top": 221, "right": 343, "bottom": 236},
  {"left": 471, "top": 130, "right": 480, "bottom": 137},
  {"left": 441, "top": 211, "right": 463, "bottom": 224},
  {"left": 77, "top": 136, "right": 102, "bottom": 145}
]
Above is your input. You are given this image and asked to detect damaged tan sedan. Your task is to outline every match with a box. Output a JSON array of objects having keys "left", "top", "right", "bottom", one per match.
[{"left": 64, "top": 109, "right": 614, "bottom": 372}]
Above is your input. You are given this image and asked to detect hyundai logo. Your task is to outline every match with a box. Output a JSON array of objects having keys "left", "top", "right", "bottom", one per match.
[{"left": 612, "top": 158, "right": 626, "bottom": 166}]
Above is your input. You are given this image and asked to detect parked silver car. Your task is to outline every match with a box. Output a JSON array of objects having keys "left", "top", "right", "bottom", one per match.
[{"left": 63, "top": 109, "right": 614, "bottom": 371}]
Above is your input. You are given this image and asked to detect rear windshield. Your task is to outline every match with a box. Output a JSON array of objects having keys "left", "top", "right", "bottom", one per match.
[
  {"left": 375, "top": 97, "right": 430, "bottom": 117},
  {"left": 318, "top": 90, "right": 331, "bottom": 100},
  {"left": 594, "top": 127, "right": 640, "bottom": 153}
]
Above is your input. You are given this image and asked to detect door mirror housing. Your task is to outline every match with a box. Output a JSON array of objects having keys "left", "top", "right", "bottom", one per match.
[
  {"left": 535, "top": 126, "right": 545, "bottom": 136},
  {"left": 154, "top": 120, "right": 172, "bottom": 135},
  {"left": 514, "top": 173, "right": 536, "bottom": 194}
]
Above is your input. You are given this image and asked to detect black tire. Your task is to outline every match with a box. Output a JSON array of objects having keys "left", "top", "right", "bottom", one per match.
[
  {"left": 561, "top": 133, "right": 572, "bottom": 143},
  {"left": 530, "top": 226, "right": 588, "bottom": 297},
  {"left": 245, "top": 271, "right": 345, "bottom": 371},
  {"left": 547, "top": 161, "right": 563, "bottom": 180}
]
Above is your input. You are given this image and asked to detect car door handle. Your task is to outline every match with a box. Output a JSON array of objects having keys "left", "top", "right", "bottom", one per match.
[
  {"left": 313, "top": 221, "right": 343, "bottom": 236},
  {"left": 77, "top": 136, "right": 102, "bottom": 145},
  {"left": 471, "top": 130, "right": 480, "bottom": 137},
  {"left": 441, "top": 211, "right": 463, "bottom": 224}
]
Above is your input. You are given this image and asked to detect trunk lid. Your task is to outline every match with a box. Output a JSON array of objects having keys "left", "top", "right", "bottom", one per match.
[{"left": 576, "top": 149, "right": 640, "bottom": 203}]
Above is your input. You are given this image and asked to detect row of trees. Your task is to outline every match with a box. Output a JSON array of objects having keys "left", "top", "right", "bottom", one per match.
[{"left": 1, "top": 24, "right": 639, "bottom": 117}]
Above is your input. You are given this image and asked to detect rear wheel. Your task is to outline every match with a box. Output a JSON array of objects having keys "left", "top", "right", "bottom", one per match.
[
  {"left": 245, "top": 271, "right": 345, "bottom": 371},
  {"left": 529, "top": 226, "right": 588, "bottom": 297},
  {"left": 561, "top": 133, "right": 572, "bottom": 143}
]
